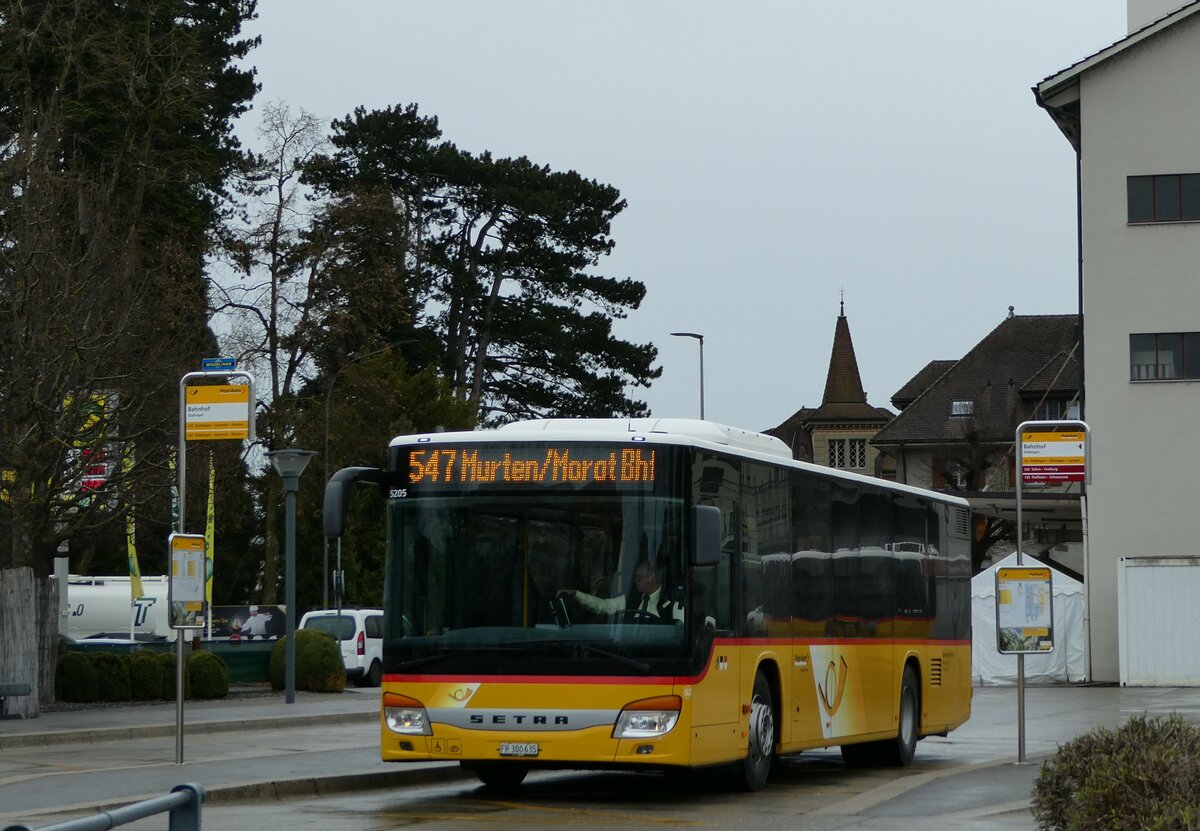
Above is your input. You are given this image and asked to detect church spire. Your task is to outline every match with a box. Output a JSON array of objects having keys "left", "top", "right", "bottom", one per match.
[{"left": 821, "top": 298, "right": 868, "bottom": 405}]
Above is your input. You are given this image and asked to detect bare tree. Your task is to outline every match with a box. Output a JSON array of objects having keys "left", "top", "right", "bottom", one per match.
[{"left": 213, "top": 102, "right": 328, "bottom": 603}]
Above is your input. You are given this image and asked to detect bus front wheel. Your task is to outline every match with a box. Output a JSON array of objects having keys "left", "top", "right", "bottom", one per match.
[
  {"left": 467, "top": 761, "right": 529, "bottom": 790},
  {"left": 737, "top": 671, "right": 776, "bottom": 791}
]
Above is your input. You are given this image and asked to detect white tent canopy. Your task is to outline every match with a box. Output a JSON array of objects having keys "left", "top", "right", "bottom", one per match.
[{"left": 972, "top": 552, "right": 1086, "bottom": 685}]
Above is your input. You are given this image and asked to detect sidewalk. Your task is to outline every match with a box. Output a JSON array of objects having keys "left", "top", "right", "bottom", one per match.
[
  {"left": 2, "top": 683, "right": 1198, "bottom": 829},
  {"left": 0, "top": 686, "right": 381, "bottom": 749},
  {"left": 0, "top": 686, "right": 461, "bottom": 824}
]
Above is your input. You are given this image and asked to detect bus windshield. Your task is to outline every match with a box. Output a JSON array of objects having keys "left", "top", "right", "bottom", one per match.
[{"left": 387, "top": 491, "right": 694, "bottom": 676}]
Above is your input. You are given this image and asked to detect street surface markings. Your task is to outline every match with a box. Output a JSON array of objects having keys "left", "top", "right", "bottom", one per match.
[
  {"left": 0, "top": 759, "right": 162, "bottom": 787},
  {"left": 485, "top": 800, "right": 701, "bottom": 825}
]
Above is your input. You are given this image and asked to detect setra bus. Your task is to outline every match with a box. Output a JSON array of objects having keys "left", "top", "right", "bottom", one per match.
[{"left": 323, "top": 418, "right": 972, "bottom": 790}]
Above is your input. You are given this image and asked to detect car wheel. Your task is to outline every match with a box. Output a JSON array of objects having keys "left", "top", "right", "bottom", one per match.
[{"left": 365, "top": 659, "right": 382, "bottom": 687}]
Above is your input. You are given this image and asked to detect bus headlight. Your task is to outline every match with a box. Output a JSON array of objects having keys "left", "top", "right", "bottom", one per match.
[
  {"left": 383, "top": 692, "right": 432, "bottom": 735},
  {"left": 613, "top": 695, "right": 681, "bottom": 739}
]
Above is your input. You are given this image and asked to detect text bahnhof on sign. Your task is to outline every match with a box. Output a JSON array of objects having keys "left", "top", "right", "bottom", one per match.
[
  {"left": 407, "top": 446, "right": 657, "bottom": 486},
  {"left": 1021, "top": 430, "right": 1086, "bottom": 484}
]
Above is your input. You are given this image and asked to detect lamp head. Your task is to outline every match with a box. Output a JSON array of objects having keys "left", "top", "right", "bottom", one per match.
[{"left": 267, "top": 449, "right": 317, "bottom": 485}]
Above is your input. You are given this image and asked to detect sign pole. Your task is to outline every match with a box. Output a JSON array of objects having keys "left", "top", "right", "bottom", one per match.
[
  {"left": 175, "top": 366, "right": 254, "bottom": 764},
  {"left": 1012, "top": 418, "right": 1090, "bottom": 765},
  {"left": 1015, "top": 432, "right": 1025, "bottom": 763}
]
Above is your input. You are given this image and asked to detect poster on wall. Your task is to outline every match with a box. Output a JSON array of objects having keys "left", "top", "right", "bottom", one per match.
[{"left": 210, "top": 604, "right": 286, "bottom": 640}]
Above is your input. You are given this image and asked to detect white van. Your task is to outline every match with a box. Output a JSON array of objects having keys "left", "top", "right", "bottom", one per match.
[{"left": 298, "top": 608, "right": 384, "bottom": 687}]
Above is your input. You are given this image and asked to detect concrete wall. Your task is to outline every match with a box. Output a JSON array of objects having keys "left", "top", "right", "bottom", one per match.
[
  {"left": 1078, "top": 15, "right": 1200, "bottom": 681},
  {"left": 1128, "top": 0, "right": 1190, "bottom": 32}
]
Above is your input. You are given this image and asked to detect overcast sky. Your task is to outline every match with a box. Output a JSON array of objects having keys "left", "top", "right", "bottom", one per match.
[{"left": 239, "top": 1, "right": 1126, "bottom": 431}]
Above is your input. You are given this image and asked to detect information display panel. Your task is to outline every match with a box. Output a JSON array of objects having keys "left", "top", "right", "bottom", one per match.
[
  {"left": 996, "top": 566, "right": 1054, "bottom": 654},
  {"left": 169, "top": 533, "right": 207, "bottom": 629}
]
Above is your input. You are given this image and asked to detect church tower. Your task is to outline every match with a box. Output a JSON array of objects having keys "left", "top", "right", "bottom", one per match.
[{"left": 765, "top": 301, "right": 893, "bottom": 476}]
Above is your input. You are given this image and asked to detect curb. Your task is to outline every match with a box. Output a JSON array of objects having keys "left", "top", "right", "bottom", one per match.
[
  {"left": 4, "top": 764, "right": 469, "bottom": 824},
  {"left": 206, "top": 764, "right": 468, "bottom": 804},
  {"left": 0, "top": 710, "right": 376, "bottom": 751}
]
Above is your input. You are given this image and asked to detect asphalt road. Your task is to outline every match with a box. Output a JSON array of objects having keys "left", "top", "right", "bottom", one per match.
[{"left": 3, "top": 684, "right": 1200, "bottom": 830}]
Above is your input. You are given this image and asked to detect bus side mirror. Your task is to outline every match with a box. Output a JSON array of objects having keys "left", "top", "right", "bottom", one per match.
[
  {"left": 324, "top": 466, "right": 385, "bottom": 538},
  {"left": 691, "top": 505, "right": 723, "bottom": 566}
]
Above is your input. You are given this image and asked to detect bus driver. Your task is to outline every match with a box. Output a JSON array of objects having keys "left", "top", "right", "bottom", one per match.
[{"left": 558, "top": 560, "right": 683, "bottom": 622}]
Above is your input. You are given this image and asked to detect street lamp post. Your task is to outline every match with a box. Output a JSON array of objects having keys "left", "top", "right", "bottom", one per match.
[
  {"left": 322, "top": 341, "right": 411, "bottom": 608},
  {"left": 670, "top": 332, "right": 705, "bottom": 420},
  {"left": 267, "top": 449, "right": 316, "bottom": 705}
]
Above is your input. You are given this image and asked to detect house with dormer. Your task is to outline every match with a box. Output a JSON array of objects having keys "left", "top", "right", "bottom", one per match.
[{"left": 870, "top": 312, "right": 1082, "bottom": 573}]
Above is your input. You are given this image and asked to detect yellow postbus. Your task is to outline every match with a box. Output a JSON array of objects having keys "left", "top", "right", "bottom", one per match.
[{"left": 323, "top": 418, "right": 972, "bottom": 790}]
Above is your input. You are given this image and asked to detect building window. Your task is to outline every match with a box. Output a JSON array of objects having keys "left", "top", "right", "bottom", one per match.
[
  {"left": 1034, "top": 399, "right": 1081, "bottom": 421},
  {"left": 849, "top": 439, "right": 867, "bottom": 469},
  {"left": 1128, "top": 174, "right": 1200, "bottom": 223},
  {"left": 1131, "top": 332, "right": 1200, "bottom": 380},
  {"left": 1130, "top": 332, "right": 1200, "bottom": 380},
  {"left": 828, "top": 439, "right": 846, "bottom": 469},
  {"left": 951, "top": 400, "right": 973, "bottom": 417}
]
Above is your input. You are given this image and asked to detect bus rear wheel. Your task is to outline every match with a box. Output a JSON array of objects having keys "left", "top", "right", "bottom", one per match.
[
  {"left": 840, "top": 664, "right": 920, "bottom": 767},
  {"left": 468, "top": 761, "right": 529, "bottom": 790},
  {"left": 737, "top": 671, "right": 776, "bottom": 791}
]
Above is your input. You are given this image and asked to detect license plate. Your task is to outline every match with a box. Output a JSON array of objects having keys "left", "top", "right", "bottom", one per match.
[{"left": 499, "top": 742, "right": 540, "bottom": 757}]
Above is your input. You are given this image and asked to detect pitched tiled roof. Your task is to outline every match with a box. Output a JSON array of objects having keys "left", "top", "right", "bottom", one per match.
[
  {"left": 872, "top": 314, "right": 1080, "bottom": 447},
  {"left": 763, "top": 407, "right": 815, "bottom": 462},
  {"left": 1023, "top": 349, "right": 1081, "bottom": 394},
  {"left": 891, "top": 360, "right": 957, "bottom": 411},
  {"left": 1037, "top": 1, "right": 1200, "bottom": 98},
  {"left": 1034, "top": 2, "right": 1200, "bottom": 150}
]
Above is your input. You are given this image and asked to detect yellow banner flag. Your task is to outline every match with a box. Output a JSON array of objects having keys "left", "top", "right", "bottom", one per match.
[
  {"left": 205, "top": 455, "right": 216, "bottom": 605},
  {"left": 124, "top": 452, "right": 144, "bottom": 601}
]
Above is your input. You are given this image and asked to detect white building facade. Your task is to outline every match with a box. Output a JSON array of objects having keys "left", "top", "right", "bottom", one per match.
[{"left": 1036, "top": 1, "right": 1200, "bottom": 682}]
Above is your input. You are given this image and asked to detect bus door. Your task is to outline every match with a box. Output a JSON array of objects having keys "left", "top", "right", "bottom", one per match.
[
  {"left": 688, "top": 453, "right": 740, "bottom": 764},
  {"left": 790, "top": 475, "right": 833, "bottom": 740}
]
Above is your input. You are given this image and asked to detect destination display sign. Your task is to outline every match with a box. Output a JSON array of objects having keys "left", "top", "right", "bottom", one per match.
[
  {"left": 185, "top": 384, "right": 251, "bottom": 441},
  {"left": 403, "top": 444, "right": 657, "bottom": 488},
  {"left": 1021, "top": 431, "right": 1086, "bottom": 484}
]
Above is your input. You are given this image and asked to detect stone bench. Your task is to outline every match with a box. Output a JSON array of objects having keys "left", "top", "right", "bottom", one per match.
[{"left": 0, "top": 682, "right": 32, "bottom": 719}]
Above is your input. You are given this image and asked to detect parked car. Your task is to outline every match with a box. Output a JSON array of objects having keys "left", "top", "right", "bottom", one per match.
[{"left": 298, "top": 608, "right": 383, "bottom": 687}]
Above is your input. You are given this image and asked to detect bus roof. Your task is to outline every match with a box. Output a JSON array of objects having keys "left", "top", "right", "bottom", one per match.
[
  {"left": 391, "top": 417, "right": 792, "bottom": 459},
  {"left": 389, "top": 418, "right": 969, "bottom": 507}
]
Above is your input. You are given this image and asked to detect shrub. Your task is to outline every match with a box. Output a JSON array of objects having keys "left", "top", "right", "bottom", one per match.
[
  {"left": 56, "top": 651, "right": 97, "bottom": 703},
  {"left": 270, "top": 629, "right": 346, "bottom": 693},
  {"left": 91, "top": 652, "right": 131, "bottom": 702},
  {"left": 1033, "top": 713, "right": 1200, "bottom": 831},
  {"left": 129, "top": 650, "right": 164, "bottom": 701},
  {"left": 156, "top": 650, "right": 191, "bottom": 700},
  {"left": 187, "top": 650, "right": 229, "bottom": 700}
]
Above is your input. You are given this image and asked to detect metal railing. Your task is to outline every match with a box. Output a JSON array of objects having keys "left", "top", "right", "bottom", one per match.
[{"left": 2, "top": 784, "right": 204, "bottom": 831}]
